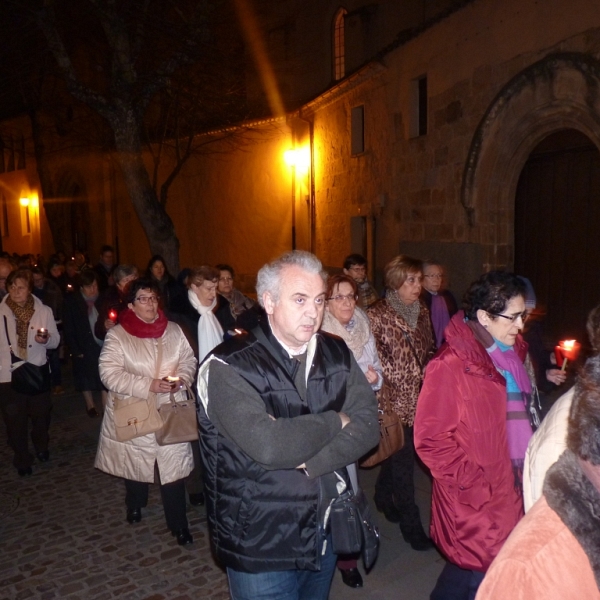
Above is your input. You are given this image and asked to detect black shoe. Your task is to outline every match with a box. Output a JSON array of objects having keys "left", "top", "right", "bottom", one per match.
[
  {"left": 126, "top": 508, "right": 142, "bottom": 524},
  {"left": 401, "top": 527, "right": 434, "bottom": 551},
  {"left": 17, "top": 467, "right": 32, "bottom": 477},
  {"left": 374, "top": 495, "right": 401, "bottom": 523},
  {"left": 189, "top": 492, "right": 205, "bottom": 506},
  {"left": 37, "top": 451, "right": 50, "bottom": 462},
  {"left": 172, "top": 527, "right": 193, "bottom": 546},
  {"left": 340, "top": 567, "right": 363, "bottom": 588}
]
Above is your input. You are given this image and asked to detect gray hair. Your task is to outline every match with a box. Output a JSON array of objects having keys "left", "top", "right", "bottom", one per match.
[
  {"left": 113, "top": 264, "right": 138, "bottom": 284},
  {"left": 256, "top": 251, "right": 327, "bottom": 307}
]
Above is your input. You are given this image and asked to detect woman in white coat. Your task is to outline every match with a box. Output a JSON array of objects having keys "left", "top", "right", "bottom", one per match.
[
  {"left": 0, "top": 268, "right": 59, "bottom": 476},
  {"left": 95, "top": 279, "right": 197, "bottom": 545}
]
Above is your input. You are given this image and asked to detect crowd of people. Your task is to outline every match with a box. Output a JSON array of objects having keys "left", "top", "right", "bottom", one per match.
[{"left": 2, "top": 244, "right": 596, "bottom": 600}]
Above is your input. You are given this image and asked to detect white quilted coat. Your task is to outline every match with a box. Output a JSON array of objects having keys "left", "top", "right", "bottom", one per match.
[{"left": 94, "top": 321, "right": 197, "bottom": 484}]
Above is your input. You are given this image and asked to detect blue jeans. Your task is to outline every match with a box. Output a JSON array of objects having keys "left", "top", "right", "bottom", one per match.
[{"left": 226, "top": 537, "right": 337, "bottom": 600}]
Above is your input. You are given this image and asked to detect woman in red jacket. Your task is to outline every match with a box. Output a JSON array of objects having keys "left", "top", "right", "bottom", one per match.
[{"left": 415, "top": 271, "right": 533, "bottom": 600}]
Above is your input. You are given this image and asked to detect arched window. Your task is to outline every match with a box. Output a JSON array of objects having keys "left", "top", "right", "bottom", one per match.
[{"left": 333, "top": 8, "right": 347, "bottom": 81}]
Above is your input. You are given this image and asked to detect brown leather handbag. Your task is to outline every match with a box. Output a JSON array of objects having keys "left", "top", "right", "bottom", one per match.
[
  {"left": 155, "top": 381, "right": 198, "bottom": 446},
  {"left": 360, "top": 379, "right": 404, "bottom": 468}
]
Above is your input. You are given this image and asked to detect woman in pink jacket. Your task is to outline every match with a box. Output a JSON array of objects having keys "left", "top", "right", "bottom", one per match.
[{"left": 415, "top": 271, "right": 533, "bottom": 600}]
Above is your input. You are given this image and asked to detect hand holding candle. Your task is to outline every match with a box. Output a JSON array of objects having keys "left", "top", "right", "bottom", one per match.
[{"left": 163, "top": 376, "right": 181, "bottom": 390}]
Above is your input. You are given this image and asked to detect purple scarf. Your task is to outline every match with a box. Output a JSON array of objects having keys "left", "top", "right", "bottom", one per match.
[
  {"left": 467, "top": 319, "right": 533, "bottom": 489},
  {"left": 430, "top": 293, "right": 450, "bottom": 347}
]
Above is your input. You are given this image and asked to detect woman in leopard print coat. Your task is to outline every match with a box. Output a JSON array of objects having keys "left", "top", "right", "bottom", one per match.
[{"left": 368, "top": 255, "right": 435, "bottom": 551}]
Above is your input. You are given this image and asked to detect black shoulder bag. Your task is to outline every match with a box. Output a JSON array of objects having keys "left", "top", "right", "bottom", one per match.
[
  {"left": 3, "top": 315, "right": 51, "bottom": 395},
  {"left": 329, "top": 464, "right": 380, "bottom": 570}
]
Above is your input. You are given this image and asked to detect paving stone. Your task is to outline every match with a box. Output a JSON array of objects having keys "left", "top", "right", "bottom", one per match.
[{"left": 0, "top": 368, "right": 228, "bottom": 600}]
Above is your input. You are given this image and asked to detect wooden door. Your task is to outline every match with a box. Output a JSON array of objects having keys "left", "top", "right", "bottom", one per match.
[{"left": 515, "top": 129, "right": 600, "bottom": 346}]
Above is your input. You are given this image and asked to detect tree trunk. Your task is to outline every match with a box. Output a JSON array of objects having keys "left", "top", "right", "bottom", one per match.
[{"left": 112, "top": 113, "right": 181, "bottom": 275}]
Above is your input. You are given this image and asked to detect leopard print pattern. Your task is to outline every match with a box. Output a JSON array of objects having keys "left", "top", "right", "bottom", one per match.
[{"left": 367, "top": 299, "right": 434, "bottom": 426}]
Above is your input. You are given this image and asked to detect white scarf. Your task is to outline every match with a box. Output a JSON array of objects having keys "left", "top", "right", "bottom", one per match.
[{"left": 188, "top": 289, "right": 224, "bottom": 362}]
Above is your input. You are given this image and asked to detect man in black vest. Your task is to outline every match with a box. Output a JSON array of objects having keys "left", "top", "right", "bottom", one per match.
[{"left": 197, "top": 250, "right": 379, "bottom": 600}]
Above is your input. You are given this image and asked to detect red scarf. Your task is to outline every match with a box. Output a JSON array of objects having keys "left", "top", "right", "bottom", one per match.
[{"left": 119, "top": 308, "right": 168, "bottom": 338}]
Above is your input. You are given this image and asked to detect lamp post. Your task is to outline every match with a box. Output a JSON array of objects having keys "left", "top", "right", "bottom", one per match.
[{"left": 284, "top": 149, "right": 297, "bottom": 250}]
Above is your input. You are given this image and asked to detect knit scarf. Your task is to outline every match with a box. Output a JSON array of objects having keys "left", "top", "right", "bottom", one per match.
[
  {"left": 385, "top": 288, "right": 420, "bottom": 330},
  {"left": 6, "top": 294, "right": 35, "bottom": 355},
  {"left": 467, "top": 319, "right": 533, "bottom": 489},
  {"left": 119, "top": 308, "right": 168, "bottom": 338},
  {"left": 321, "top": 307, "right": 370, "bottom": 360},
  {"left": 188, "top": 289, "right": 224, "bottom": 362}
]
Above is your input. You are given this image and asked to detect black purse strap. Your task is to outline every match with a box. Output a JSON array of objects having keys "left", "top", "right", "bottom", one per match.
[{"left": 3, "top": 315, "right": 21, "bottom": 362}]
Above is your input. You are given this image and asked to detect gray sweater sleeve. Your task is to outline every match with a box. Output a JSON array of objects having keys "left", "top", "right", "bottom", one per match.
[
  {"left": 207, "top": 360, "right": 342, "bottom": 470},
  {"left": 304, "top": 355, "right": 380, "bottom": 478}
]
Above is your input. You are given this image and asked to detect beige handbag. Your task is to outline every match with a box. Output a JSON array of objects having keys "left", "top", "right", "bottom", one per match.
[
  {"left": 155, "top": 381, "right": 198, "bottom": 445},
  {"left": 112, "top": 337, "right": 164, "bottom": 442}
]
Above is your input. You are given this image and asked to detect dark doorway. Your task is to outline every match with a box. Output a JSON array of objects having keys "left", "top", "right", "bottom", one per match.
[{"left": 515, "top": 129, "right": 600, "bottom": 347}]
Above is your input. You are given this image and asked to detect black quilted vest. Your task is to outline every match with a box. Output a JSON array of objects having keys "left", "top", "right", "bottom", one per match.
[{"left": 198, "top": 322, "right": 351, "bottom": 573}]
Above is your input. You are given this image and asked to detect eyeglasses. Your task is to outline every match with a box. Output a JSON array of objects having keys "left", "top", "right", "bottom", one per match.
[
  {"left": 328, "top": 294, "right": 358, "bottom": 303},
  {"left": 135, "top": 295, "right": 159, "bottom": 304},
  {"left": 348, "top": 266, "right": 366, "bottom": 273},
  {"left": 490, "top": 311, "right": 529, "bottom": 323},
  {"left": 424, "top": 274, "right": 442, "bottom": 280},
  {"left": 219, "top": 277, "right": 233, "bottom": 283}
]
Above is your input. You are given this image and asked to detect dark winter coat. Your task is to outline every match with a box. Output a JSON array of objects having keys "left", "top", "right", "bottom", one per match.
[
  {"left": 63, "top": 291, "right": 104, "bottom": 391},
  {"left": 197, "top": 322, "right": 378, "bottom": 573}
]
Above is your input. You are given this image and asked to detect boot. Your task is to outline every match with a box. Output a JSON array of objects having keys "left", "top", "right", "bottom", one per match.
[{"left": 398, "top": 508, "right": 434, "bottom": 551}]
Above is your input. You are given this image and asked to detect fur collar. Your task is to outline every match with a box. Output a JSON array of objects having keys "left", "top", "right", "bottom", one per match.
[{"left": 544, "top": 450, "right": 600, "bottom": 589}]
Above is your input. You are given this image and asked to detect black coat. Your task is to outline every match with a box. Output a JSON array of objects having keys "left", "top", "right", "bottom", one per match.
[
  {"left": 198, "top": 321, "right": 352, "bottom": 573},
  {"left": 63, "top": 291, "right": 104, "bottom": 391}
]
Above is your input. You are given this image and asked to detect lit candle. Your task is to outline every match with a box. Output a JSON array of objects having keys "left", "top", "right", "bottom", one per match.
[
  {"left": 108, "top": 309, "right": 118, "bottom": 323},
  {"left": 558, "top": 339, "right": 581, "bottom": 371},
  {"left": 37, "top": 328, "right": 48, "bottom": 339},
  {"left": 164, "top": 376, "right": 180, "bottom": 389}
]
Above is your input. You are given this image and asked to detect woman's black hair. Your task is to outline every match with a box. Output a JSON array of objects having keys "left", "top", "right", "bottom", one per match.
[
  {"left": 145, "top": 254, "right": 171, "bottom": 280},
  {"left": 127, "top": 278, "right": 161, "bottom": 304},
  {"left": 462, "top": 271, "right": 527, "bottom": 321}
]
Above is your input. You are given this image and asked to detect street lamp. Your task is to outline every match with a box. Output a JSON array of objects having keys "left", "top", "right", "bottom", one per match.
[{"left": 283, "top": 148, "right": 310, "bottom": 250}]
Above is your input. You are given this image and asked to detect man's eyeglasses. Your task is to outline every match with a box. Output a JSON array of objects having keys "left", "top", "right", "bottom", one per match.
[
  {"left": 490, "top": 311, "right": 529, "bottom": 323},
  {"left": 219, "top": 277, "right": 233, "bottom": 283},
  {"left": 328, "top": 294, "right": 358, "bottom": 303},
  {"left": 135, "top": 295, "right": 159, "bottom": 304}
]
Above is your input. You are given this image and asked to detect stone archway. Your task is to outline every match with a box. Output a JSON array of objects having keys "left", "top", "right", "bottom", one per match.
[{"left": 461, "top": 52, "right": 600, "bottom": 270}]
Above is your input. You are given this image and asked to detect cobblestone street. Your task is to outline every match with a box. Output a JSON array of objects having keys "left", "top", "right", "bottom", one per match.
[{"left": 0, "top": 367, "right": 443, "bottom": 600}]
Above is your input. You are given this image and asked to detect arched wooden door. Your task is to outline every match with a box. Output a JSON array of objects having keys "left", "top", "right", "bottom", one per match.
[{"left": 515, "top": 129, "right": 600, "bottom": 345}]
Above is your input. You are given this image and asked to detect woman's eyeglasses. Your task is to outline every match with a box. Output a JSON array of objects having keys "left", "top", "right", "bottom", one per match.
[
  {"left": 328, "top": 294, "right": 358, "bottom": 303},
  {"left": 490, "top": 311, "right": 529, "bottom": 323},
  {"left": 135, "top": 295, "right": 159, "bottom": 304}
]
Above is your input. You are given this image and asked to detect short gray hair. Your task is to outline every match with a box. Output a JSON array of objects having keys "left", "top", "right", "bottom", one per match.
[
  {"left": 113, "top": 264, "right": 138, "bottom": 284},
  {"left": 256, "top": 251, "right": 327, "bottom": 307}
]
